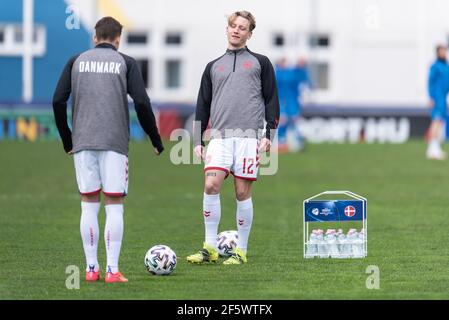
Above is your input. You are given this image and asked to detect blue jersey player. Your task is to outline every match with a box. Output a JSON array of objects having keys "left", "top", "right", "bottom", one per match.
[
  {"left": 427, "top": 45, "right": 449, "bottom": 160},
  {"left": 276, "top": 57, "right": 311, "bottom": 153}
]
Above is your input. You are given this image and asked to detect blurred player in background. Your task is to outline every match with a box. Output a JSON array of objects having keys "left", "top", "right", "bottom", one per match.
[
  {"left": 276, "top": 56, "right": 311, "bottom": 153},
  {"left": 427, "top": 44, "right": 449, "bottom": 160},
  {"left": 53, "top": 17, "right": 164, "bottom": 283},
  {"left": 188, "top": 10, "right": 279, "bottom": 265}
]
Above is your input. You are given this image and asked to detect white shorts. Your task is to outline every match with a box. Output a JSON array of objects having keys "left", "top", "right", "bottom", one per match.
[
  {"left": 204, "top": 138, "right": 259, "bottom": 181},
  {"left": 74, "top": 150, "right": 129, "bottom": 196}
]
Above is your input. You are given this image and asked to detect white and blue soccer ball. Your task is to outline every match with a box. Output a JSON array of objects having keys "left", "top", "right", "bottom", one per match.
[
  {"left": 144, "top": 245, "right": 177, "bottom": 275},
  {"left": 217, "top": 230, "right": 238, "bottom": 257}
]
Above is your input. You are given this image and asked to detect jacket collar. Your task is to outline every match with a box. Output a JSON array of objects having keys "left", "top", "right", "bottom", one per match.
[
  {"left": 226, "top": 46, "right": 248, "bottom": 54},
  {"left": 95, "top": 42, "right": 117, "bottom": 50}
]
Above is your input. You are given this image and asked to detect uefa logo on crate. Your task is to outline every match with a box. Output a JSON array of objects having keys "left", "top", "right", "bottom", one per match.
[{"left": 303, "top": 191, "right": 367, "bottom": 259}]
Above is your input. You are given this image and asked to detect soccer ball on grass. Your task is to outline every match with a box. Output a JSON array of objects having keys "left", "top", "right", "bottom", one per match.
[
  {"left": 144, "top": 245, "right": 177, "bottom": 275},
  {"left": 217, "top": 230, "right": 238, "bottom": 257}
]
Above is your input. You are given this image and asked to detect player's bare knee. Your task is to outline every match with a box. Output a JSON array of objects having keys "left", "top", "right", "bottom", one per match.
[
  {"left": 235, "top": 188, "right": 251, "bottom": 201},
  {"left": 204, "top": 180, "right": 221, "bottom": 194}
]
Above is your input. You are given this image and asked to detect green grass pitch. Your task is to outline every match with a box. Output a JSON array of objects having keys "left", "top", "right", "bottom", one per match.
[{"left": 1, "top": 140, "right": 449, "bottom": 299}]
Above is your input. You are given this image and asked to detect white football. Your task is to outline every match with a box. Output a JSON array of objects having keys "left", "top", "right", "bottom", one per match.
[
  {"left": 217, "top": 230, "right": 238, "bottom": 257},
  {"left": 144, "top": 244, "right": 177, "bottom": 275}
]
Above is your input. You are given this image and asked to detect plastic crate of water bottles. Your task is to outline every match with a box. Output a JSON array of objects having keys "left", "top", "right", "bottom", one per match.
[{"left": 303, "top": 191, "right": 367, "bottom": 259}]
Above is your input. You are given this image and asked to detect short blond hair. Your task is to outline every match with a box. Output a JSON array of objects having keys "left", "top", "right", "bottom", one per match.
[{"left": 228, "top": 11, "right": 256, "bottom": 31}]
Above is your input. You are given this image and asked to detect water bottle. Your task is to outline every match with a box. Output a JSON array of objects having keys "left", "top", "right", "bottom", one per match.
[
  {"left": 305, "top": 230, "right": 318, "bottom": 258},
  {"left": 356, "top": 228, "right": 366, "bottom": 257},
  {"left": 316, "top": 229, "right": 328, "bottom": 258},
  {"left": 336, "top": 229, "right": 350, "bottom": 258},
  {"left": 325, "top": 229, "right": 339, "bottom": 258},
  {"left": 347, "top": 228, "right": 362, "bottom": 258}
]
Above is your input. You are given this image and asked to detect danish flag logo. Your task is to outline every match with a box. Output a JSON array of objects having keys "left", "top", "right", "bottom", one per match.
[
  {"left": 243, "top": 60, "right": 253, "bottom": 69},
  {"left": 344, "top": 206, "right": 356, "bottom": 217},
  {"left": 203, "top": 211, "right": 211, "bottom": 217}
]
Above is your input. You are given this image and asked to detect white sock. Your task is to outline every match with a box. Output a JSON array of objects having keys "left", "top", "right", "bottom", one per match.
[
  {"left": 105, "top": 204, "right": 124, "bottom": 274},
  {"left": 435, "top": 139, "right": 444, "bottom": 152},
  {"left": 236, "top": 198, "right": 253, "bottom": 254},
  {"left": 203, "top": 193, "right": 221, "bottom": 248},
  {"left": 80, "top": 202, "right": 100, "bottom": 272},
  {"left": 428, "top": 139, "right": 441, "bottom": 153}
]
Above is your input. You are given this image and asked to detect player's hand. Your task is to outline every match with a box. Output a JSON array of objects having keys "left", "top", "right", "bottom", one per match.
[
  {"left": 68, "top": 150, "right": 74, "bottom": 155},
  {"left": 153, "top": 143, "right": 164, "bottom": 155},
  {"left": 428, "top": 99, "right": 435, "bottom": 108},
  {"left": 194, "top": 145, "right": 205, "bottom": 160},
  {"left": 259, "top": 138, "right": 271, "bottom": 153}
]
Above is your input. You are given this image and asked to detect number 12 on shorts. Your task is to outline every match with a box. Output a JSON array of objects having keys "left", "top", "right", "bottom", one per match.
[{"left": 242, "top": 158, "right": 254, "bottom": 174}]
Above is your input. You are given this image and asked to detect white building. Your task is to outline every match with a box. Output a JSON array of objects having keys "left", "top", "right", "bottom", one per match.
[{"left": 70, "top": 0, "right": 449, "bottom": 108}]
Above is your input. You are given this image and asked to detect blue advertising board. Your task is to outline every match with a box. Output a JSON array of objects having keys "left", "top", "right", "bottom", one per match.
[{"left": 304, "top": 200, "right": 365, "bottom": 222}]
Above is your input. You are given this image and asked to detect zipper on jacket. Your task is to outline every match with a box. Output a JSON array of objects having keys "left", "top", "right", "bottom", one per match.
[{"left": 233, "top": 51, "right": 237, "bottom": 72}]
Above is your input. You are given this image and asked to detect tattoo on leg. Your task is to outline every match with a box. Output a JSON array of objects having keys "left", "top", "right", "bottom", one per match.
[{"left": 206, "top": 172, "right": 217, "bottom": 177}]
